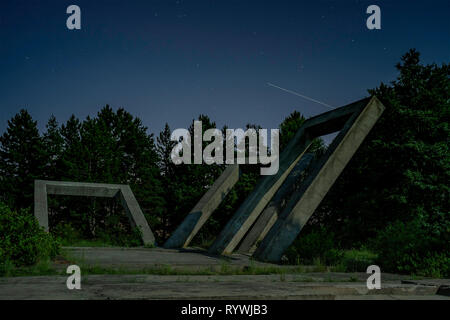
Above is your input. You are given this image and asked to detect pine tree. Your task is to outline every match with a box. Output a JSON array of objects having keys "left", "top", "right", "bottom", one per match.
[
  {"left": 60, "top": 114, "right": 85, "bottom": 181},
  {"left": 311, "top": 49, "right": 449, "bottom": 275},
  {"left": 42, "top": 115, "right": 64, "bottom": 180},
  {"left": 156, "top": 123, "right": 178, "bottom": 239},
  {"left": 0, "top": 109, "right": 45, "bottom": 210}
]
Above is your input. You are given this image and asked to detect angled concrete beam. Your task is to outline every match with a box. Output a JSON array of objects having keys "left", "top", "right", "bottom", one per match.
[
  {"left": 34, "top": 180, "right": 155, "bottom": 246},
  {"left": 208, "top": 138, "right": 312, "bottom": 255},
  {"left": 209, "top": 98, "right": 372, "bottom": 255},
  {"left": 164, "top": 164, "right": 240, "bottom": 248},
  {"left": 45, "top": 181, "right": 121, "bottom": 198},
  {"left": 115, "top": 185, "right": 156, "bottom": 246},
  {"left": 253, "top": 96, "right": 385, "bottom": 262},
  {"left": 237, "top": 153, "right": 314, "bottom": 254}
]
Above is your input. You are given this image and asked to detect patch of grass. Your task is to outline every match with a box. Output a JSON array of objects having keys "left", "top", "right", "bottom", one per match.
[
  {"left": 61, "top": 239, "right": 115, "bottom": 247},
  {"left": 340, "top": 249, "right": 378, "bottom": 272},
  {"left": 311, "top": 257, "right": 328, "bottom": 272},
  {"left": 52, "top": 222, "right": 143, "bottom": 248},
  {"left": 0, "top": 259, "right": 62, "bottom": 277},
  {"left": 0, "top": 246, "right": 379, "bottom": 278},
  {"left": 329, "top": 263, "right": 347, "bottom": 273}
]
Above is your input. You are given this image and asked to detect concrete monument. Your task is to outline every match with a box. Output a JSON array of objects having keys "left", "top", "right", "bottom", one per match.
[{"left": 34, "top": 180, "right": 155, "bottom": 246}]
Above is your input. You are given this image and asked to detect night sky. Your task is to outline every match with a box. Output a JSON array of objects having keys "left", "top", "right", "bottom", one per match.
[{"left": 0, "top": 0, "right": 449, "bottom": 136}]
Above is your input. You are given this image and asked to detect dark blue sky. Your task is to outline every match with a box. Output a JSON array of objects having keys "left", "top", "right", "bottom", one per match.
[{"left": 0, "top": 0, "right": 449, "bottom": 136}]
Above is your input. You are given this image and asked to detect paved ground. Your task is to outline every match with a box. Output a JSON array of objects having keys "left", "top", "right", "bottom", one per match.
[
  {"left": 61, "top": 246, "right": 264, "bottom": 270},
  {"left": 1, "top": 274, "right": 448, "bottom": 300},
  {"left": 1, "top": 247, "right": 448, "bottom": 300}
]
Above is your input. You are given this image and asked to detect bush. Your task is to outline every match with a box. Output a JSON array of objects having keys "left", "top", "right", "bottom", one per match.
[
  {"left": 52, "top": 220, "right": 143, "bottom": 247},
  {"left": 52, "top": 222, "right": 81, "bottom": 246},
  {"left": 0, "top": 203, "right": 60, "bottom": 267},
  {"left": 371, "top": 218, "right": 449, "bottom": 277},
  {"left": 285, "top": 227, "right": 343, "bottom": 265},
  {"left": 340, "top": 249, "right": 378, "bottom": 272},
  {"left": 95, "top": 226, "right": 143, "bottom": 247}
]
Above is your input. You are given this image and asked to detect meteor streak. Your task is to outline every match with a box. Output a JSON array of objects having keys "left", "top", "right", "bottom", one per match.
[{"left": 267, "top": 82, "right": 334, "bottom": 109}]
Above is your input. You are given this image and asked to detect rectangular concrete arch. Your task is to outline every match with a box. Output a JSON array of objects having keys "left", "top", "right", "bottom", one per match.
[
  {"left": 209, "top": 96, "right": 384, "bottom": 256},
  {"left": 253, "top": 96, "right": 385, "bottom": 262},
  {"left": 34, "top": 180, "right": 155, "bottom": 246},
  {"left": 164, "top": 164, "right": 240, "bottom": 248}
]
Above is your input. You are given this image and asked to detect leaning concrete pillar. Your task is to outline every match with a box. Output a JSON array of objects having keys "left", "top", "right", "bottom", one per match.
[
  {"left": 208, "top": 131, "right": 313, "bottom": 255},
  {"left": 253, "top": 97, "right": 385, "bottom": 262},
  {"left": 117, "top": 185, "right": 156, "bottom": 246},
  {"left": 164, "top": 164, "right": 240, "bottom": 248},
  {"left": 34, "top": 180, "right": 48, "bottom": 231},
  {"left": 237, "top": 153, "right": 314, "bottom": 254}
]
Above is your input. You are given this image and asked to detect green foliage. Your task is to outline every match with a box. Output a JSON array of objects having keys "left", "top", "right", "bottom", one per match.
[
  {"left": 50, "top": 107, "right": 163, "bottom": 242},
  {"left": 0, "top": 203, "right": 60, "bottom": 268},
  {"left": 53, "top": 220, "right": 143, "bottom": 247},
  {"left": 279, "top": 110, "right": 325, "bottom": 153},
  {"left": 371, "top": 218, "right": 449, "bottom": 277},
  {"left": 156, "top": 116, "right": 224, "bottom": 242},
  {"left": 284, "top": 227, "right": 377, "bottom": 272},
  {"left": 0, "top": 110, "right": 46, "bottom": 210},
  {"left": 340, "top": 249, "right": 378, "bottom": 272},
  {"left": 285, "top": 227, "right": 342, "bottom": 266},
  {"left": 309, "top": 49, "right": 449, "bottom": 276},
  {"left": 52, "top": 223, "right": 81, "bottom": 246},
  {"left": 279, "top": 111, "right": 307, "bottom": 151}
]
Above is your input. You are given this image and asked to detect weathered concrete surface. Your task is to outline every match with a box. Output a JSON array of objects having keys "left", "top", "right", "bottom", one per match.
[
  {"left": 208, "top": 135, "right": 312, "bottom": 255},
  {"left": 402, "top": 279, "right": 450, "bottom": 296},
  {"left": 164, "top": 165, "right": 240, "bottom": 249},
  {"left": 34, "top": 180, "right": 48, "bottom": 232},
  {"left": 209, "top": 97, "right": 373, "bottom": 256},
  {"left": 237, "top": 154, "right": 314, "bottom": 254},
  {"left": 0, "top": 274, "right": 447, "bottom": 300},
  {"left": 34, "top": 180, "right": 155, "bottom": 246},
  {"left": 67, "top": 246, "right": 237, "bottom": 268},
  {"left": 61, "top": 246, "right": 273, "bottom": 271},
  {"left": 115, "top": 185, "right": 155, "bottom": 245},
  {"left": 254, "top": 97, "right": 385, "bottom": 262}
]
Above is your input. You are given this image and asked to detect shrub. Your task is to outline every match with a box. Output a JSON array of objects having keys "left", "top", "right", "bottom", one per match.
[
  {"left": 95, "top": 226, "right": 143, "bottom": 247},
  {"left": 52, "top": 222, "right": 81, "bottom": 246},
  {"left": 0, "top": 203, "right": 60, "bottom": 267},
  {"left": 340, "top": 249, "right": 378, "bottom": 272},
  {"left": 371, "top": 218, "right": 449, "bottom": 277},
  {"left": 285, "top": 227, "right": 343, "bottom": 265},
  {"left": 52, "top": 220, "right": 143, "bottom": 247}
]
